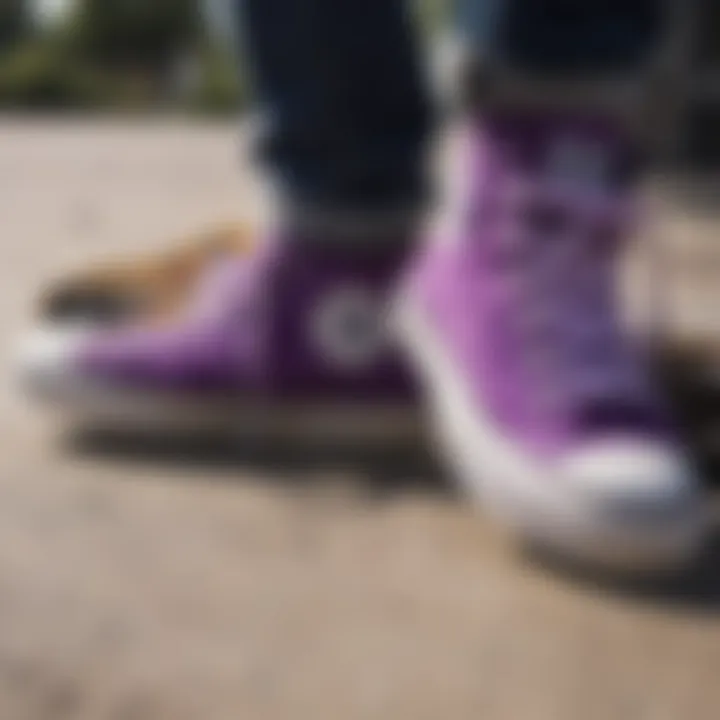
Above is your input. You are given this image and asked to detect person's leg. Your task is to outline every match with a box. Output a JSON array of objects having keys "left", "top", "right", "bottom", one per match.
[
  {"left": 20, "top": 0, "right": 432, "bottom": 441},
  {"left": 239, "top": 0, "right": 433, "bottom": 234},
  {"left": 398, "top": 0, "right": 705, "bottom": 568}
]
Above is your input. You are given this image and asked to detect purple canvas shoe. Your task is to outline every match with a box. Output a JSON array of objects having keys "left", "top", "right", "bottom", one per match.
[
  {"left": 20, "top": 233, "right": 418, "bottom": 442},
  {"left": 396, "top": 113, "right": 705, "bottom": 569}
]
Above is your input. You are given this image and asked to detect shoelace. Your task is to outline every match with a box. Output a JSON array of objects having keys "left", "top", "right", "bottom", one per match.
[{"left": 500, "top": 180, "right": 646, "bottom": 413}]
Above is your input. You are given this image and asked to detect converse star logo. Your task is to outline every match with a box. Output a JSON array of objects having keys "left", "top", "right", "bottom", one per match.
[{"left": 309, "top": 285, "right": 389, "bottom": 371}]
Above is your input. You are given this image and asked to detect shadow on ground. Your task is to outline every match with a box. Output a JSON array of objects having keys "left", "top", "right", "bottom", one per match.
[
  {"left": 524, "top": 529, "right": 720, "bottom": 617},
  {"left": 67, "top": 425, "right": 720, "bottom": 616},
  {"left": 655, "top": 342, "right": 720, "bottom": 487},
  {"left": 66, "top": 427, "right": 452, "bottom": 502}
]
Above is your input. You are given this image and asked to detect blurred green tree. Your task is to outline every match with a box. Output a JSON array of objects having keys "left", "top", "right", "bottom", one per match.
[
  {"left": 0, "top": 0, "right": 29, "bottom": 55},
  {"left": 69, "top": 0, "right": 203, "bottom": 72},
  {"left": 187, "top": 40, "right": 244, "bottom": 114},
  {"left": 0, "top": 39, "right": 108, "bottom": 109}
]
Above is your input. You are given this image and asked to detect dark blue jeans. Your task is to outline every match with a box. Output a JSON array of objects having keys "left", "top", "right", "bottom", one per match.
[{"left": 236, "top": 0, "right": 668, "bottom": 224}]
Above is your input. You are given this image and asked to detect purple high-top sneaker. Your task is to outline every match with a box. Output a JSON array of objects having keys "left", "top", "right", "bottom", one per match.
[
  {"left": 20, "top": 233, "right": 417, "bottom": 442},
  {"left": 396, "top": 113, "right": 705, "bottom": 569}
]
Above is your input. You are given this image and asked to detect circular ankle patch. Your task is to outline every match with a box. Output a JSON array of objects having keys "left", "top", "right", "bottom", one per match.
[{"left": 308, "top": 286, "right": 389, "bottom": 371}]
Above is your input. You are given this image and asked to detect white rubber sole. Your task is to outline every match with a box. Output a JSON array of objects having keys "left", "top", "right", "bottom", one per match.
[
  {"left": 394, "top": 298, "right": 705, "bottom": 571},
  {"left": 16, "top": 325, "right": 421, "bottom": 446}
]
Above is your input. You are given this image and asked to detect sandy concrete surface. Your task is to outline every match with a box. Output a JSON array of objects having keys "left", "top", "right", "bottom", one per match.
[{"left": 1, "top": 117, "right": 720, "bottom": 720}]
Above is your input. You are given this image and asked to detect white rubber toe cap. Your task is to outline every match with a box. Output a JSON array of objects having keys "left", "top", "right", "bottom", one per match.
[
  {"left": 16, "top": 325, "right": 92, "bottom": 403},
  {"left": 554, "top": 439, "right": 705, "bottom": 568},
  {"left": 560, "top": 440, "right": 697, "bottom": 512}
]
